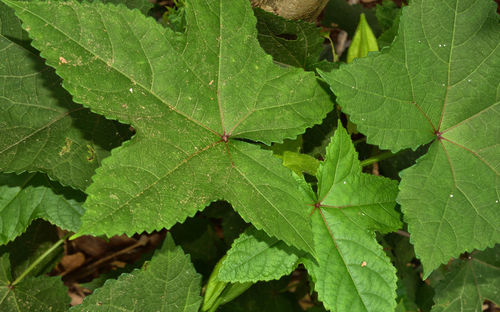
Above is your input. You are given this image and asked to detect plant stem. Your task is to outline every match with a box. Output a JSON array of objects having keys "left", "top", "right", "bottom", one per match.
[
  {"left": 10, "top": 233, "right": 69, "bottom": 287},
  {"left": 360, "top": 151, "right": 396, "bottom": 167}
]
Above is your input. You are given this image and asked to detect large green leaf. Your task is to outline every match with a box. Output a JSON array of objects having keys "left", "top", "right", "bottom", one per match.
[
  {"left": 304, "top": 124, "right": 401, "bottom": 312},
  {"left": 71, "top": 234, "right": 202, "bottom": 312},
  {"left": 0, "top": 173, "right": 84, "bottom": 244},
  {"left": 0, "top": 253, "right": 70, "bottom": 312},
  {"left": 4, "top": 0, "right": 332, "bottom": 253},
  {"left": 218, "top": 226, "right": 300, "bottom": 283},
  {"left": 319, "top": 0, "right": 500, "bottom": 275},
  {"left": 431, "top": 246, "right": 500, "bottom": 312},
  {"left": 0, "top": 2, "right": 131, "bottom": 190}
]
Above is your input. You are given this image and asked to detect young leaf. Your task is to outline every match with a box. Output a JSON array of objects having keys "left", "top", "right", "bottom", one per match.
[
  {"left": 319, "top": 0, "right": 500, "bottom": 275},
  {"left": 4, "top": 0, "right": 332, "bottom": 253},
  {"left": 0, "top": 173, "right": 84, "bottom": 244},
  {"left": 218, "top": 227, "right": 300, "bottom": 283},
  {"left": 431, "top": 246, "right": 500, "bottom": 312},
  {"left": 0, "top": 253, "right": 70, "bottom": 311},
  {"left": 346, "top": 13, "right": 379, "bottom": 64},
  {"left": 0, "top": 2, "right": 131, "bottom": 190},
  {"left": 303, "top": 123, "right": 401, "bottom": 312},
  {"left": 254, "top": 8, "right": 324, "bottom": 69},
  {"left": 71, "top": 234, "right": 202, "bottom": 312}
]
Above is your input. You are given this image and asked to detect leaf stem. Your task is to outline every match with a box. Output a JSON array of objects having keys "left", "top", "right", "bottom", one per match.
[
  {"left": 10, "top": 233, "right": 69, "bottom": 286},
  {"left": 360, "top": 151, "right": 396, "bottom": 167}
]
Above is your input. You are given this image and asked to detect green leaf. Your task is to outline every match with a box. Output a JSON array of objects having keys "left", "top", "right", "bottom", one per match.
[
  {"left": 0, "top": 2, "right": 131, "bottom": 190},
  {"left": 319, "top": 0, "right": 500, "bottom": 275},
  {"left": 218, "top": 227, "right": 300, "bottom": 283},
  {"left": 347, "top": 13, "right": 379, "bottom": 64},
  {"left": 0, "top": 173, "right": 84, "bottom": 244},
  {"left": 254, "top": 8, "right": 324, "bottom": 69},
  {"left": 0, "top": 253, "right": 69, "bottom": 312},
  {"left": 431, "top": 246, "right": 500, "bottom": 312},
  {"left": 375, "top": 0, "right": 400, "bottom": 32},
  {"left": 282, "top": 151, "right": 319, "bottom": 176},
  {"left": 71, "top": 234, "right": 202, "bottom": 312},
  {"left": 304, "top": 123, "right": 401, "bottom": 312},
  {"left": 375, "top": 0, "right": 401, "bottom": 49},
  {"left": 5, "top": 0, "right": 332, "bottom": 254}
]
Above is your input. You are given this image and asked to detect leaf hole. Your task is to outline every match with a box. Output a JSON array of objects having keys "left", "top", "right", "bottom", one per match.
[{"left": 276, "top": 33, "right": 298, "bottom": 41}]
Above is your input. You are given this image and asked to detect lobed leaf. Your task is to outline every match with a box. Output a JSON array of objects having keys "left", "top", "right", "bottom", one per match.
[
  {"left": 71, "top": 234, "right": 202, "bottom": 312},
  {"left": 0, "top": 2, "right": 131, "bottom": 190},
  {"left": 304, "top": 124, "right": 400, "bottom": 312},
  {"left": 432, "top": 246, "right": 500, "bottom": 312},
  {"left": 4, "top": 0, "right": 332, "bottom": 254},
  {"left": 320, "top": 0, "right": 500, "bottom": 275}
]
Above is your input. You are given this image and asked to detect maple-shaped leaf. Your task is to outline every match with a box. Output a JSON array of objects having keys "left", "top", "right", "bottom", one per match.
[
  {"left": 431, "top": 246, "right": 500, "bottom": 312},
  {"left": 4, "top": 0, "right": 331, "bottom": 253},
  {"left": 0, "top": 172, "right": 84, "bottom": 245},
  {"left": 0, "top": 253, "right": 70, "bottom": 311},
  {"left": 319, "top": 0, "right": 500, "bottom": 275},
  {"left": 0, "top": 2, "right": 131, "bottom": 190},
  {"left": 71, "top": 234, "right": 202, "bottom": 312},
  {"left": 218, "top": 226, "right": 300, "bottom": 283},
  {"left": 303, "top": 123, "right": 401, "bottom": 312}
]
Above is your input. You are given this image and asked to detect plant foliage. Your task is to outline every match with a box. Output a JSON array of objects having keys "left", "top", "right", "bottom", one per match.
[{"left": 0, "top": 0, "right": 498, "bottom": 311}]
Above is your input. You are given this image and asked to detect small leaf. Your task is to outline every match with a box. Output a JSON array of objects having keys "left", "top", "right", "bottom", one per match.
[
  {"left": 219, "top": 227, "right": 300, "bottom": 283},
  {"left": 431, "top": 246, "right": 500, "bottom": 312},
  {"left": 255, "top": 8, "right": 324, "bottom": 69},
  {"left": 0, "top": 173, "right": 84, "bottom": 244},
  {"left": 71, "top": 234, "right": 202, "bottom": 312},
  {"left": 5, "top": 0, "right": 332, "bottom": 254},
  {"left": 347, "top": 13, "right": 379, "bottom": 63},
  {"left": 282, "top": 151, "right": 319, "bottom": 176},
  {"left": 304, "top": 123, "right": 400, "bottom": 312},
  {"left": 319, "top": 0, "right": 500, "bottom": 275},
  {"left": 0, "top": 253, "right": 69, "bottom": 311}
]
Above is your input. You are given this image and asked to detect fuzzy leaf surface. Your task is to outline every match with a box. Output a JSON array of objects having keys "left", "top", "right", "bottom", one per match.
[
  {"left": 219, "top": 226, "right": 300, "bottom": 283},
  {"left": 0, "top": 253, "right": 69, "bottom": 312},
  {"left": 4, "top": 0, "right": 331, "bottom": 253},
  {"left": 71, "top": 234, "right": 202, "bottom": 312},
  {"left": 304, "top": 124, "right": 401, "bottom": 312},
  {"left": 432, "top": 246, "right": 500, "bottom": 312},
  {"left": 0, "top": 2, "right": 131, "bottom": 190},
  {"left": 0, "top": 173, "right": 84, "bottom": 244},
  {"left": 320, "top": 0, "right": 500, "bottom": 275}
]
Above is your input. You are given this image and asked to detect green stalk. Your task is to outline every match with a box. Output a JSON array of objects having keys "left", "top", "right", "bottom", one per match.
[
  {"left": 360, "top": 151, "right": 396, "bottom": 167},
  {"left": 10, "top": 233, "right": 69, "bottom": 286}
]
